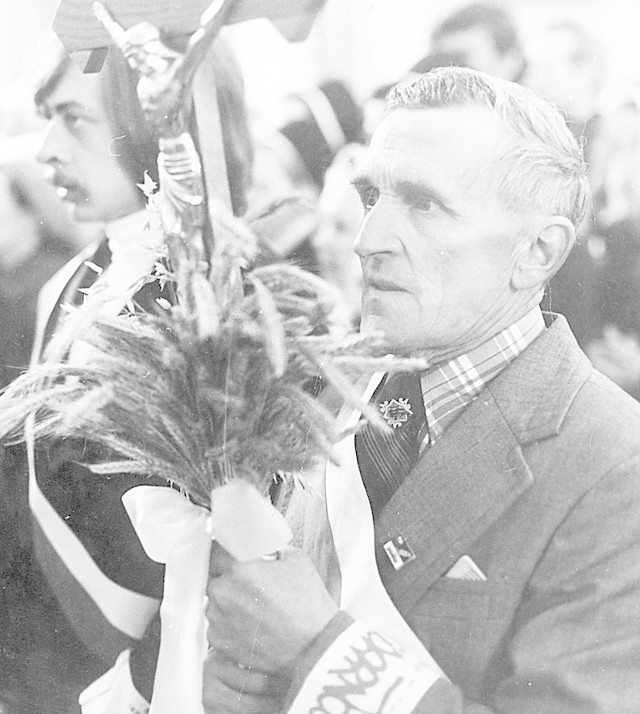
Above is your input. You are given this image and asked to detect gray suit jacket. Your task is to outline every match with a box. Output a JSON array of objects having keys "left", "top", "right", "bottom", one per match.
[{"left": 294, "top": 315, "right": 640, "bottom": 713}]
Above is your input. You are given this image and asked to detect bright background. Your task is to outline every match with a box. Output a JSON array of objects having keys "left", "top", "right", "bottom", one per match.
[{"left": 1, "top": 0, "right": 640, "bottom": 132}]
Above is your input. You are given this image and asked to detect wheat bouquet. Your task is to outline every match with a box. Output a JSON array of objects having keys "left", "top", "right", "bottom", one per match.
[{"left": 0, "top": 189, "right": 424, "bottom": 713}]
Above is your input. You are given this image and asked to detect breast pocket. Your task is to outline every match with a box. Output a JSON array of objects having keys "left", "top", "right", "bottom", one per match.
[
  {"left": 419, "top": 576, "right": 495, "bottom": 620},
  {"left": 407, "top": 577, "right": 514, "bottom": 697}
]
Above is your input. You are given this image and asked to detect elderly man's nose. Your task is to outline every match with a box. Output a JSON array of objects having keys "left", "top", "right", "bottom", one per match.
[{"left": 354, "top": 205, "right": 394, "bottom": 257}]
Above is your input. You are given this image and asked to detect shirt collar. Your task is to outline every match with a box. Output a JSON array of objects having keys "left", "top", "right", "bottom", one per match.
[
  {"left": 90, "top": 209, "right": 164, "bottom": 309},
  {"left": 422, "top": 307, "right": 545, "bottom": 441},
  {"left": 104, "top": 208, "right": 164, "bottom": 261}
]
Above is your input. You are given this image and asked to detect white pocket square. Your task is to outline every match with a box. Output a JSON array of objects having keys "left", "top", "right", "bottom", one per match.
[{"left": 445, "top": 555, "right": 487, "bottom": 581}]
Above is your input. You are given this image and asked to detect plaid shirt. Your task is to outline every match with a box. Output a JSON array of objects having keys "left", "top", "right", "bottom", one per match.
[{"left": 421, "top": 307, "right": 545, "bottom": 447}]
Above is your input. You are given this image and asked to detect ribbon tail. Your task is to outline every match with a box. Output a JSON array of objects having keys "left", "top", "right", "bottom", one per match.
[{"left": 124, "top": 486, "right": 212, "bottom": 714}]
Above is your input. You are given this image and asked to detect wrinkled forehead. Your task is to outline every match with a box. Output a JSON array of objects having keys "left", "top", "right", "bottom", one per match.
[{"left": 366, "top": 104, "right": 511, "bottom": 183}]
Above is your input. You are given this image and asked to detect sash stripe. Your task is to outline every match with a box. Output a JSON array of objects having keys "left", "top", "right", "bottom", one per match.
[{"left": 27, "top": 423, "right": 159, "bottom": 661}]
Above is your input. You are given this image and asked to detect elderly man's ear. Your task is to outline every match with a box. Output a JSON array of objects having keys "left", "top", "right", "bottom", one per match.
[{"left": 511, "top": 217, "right": 575, "bottom": 291}]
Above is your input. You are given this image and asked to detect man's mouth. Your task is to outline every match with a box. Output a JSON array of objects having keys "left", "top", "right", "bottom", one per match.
[
  {"left": 54, "top": 178, "right": 84, "bottom": 204},
  {"left": 365, "top": 276, "right": 404, "bottom": 292}
]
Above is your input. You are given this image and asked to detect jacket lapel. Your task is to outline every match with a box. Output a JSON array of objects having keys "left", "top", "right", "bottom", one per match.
[
  {"left": 34, "top": 239, "right": 109, "bottom": 363},
  {"left": 36, "top": 245, "right": 172, "bottom": 364},
  {"left": 375, "top": 315, "right": 592, "bottom": 612},
  {"left": 376, "top": 392, "right": 533, "bottom": 610}
]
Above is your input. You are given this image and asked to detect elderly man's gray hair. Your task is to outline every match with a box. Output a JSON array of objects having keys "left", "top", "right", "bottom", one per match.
[{"left": 387, "top": 67, "right": 590, "bottom": 230}]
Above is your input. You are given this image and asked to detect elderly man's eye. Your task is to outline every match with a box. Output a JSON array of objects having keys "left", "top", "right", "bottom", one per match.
[
  {"left": 362, "top": 186, "right": 379, "bottom": 212},
  {"left": 413, "top": 195, "right": 435, "bottom": 212}
]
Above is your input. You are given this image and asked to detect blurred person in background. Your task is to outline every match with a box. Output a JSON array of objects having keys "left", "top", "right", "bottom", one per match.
[
  {"left": 0, "top": 146, "right": 88, "bottom": 714},
  {"left": 528, "top": 20, "right": 608, "bottom": 350},
  {"left": 586, "top": 92, "right": 640, "bottom": 398},
  {"left": 275, "top": 79, "right": 365, "bottom": 195},
  {"left": 314, "top": 141, "right": 365, "bottom": 327},
  {"left": 249, "top": 79, "right": 365, "bottom": 276},
  {"left": 411, "top": 2, "right": 526, "bottom": 82},
  {"left": 526, "top": 20, "right": 604, "bottom": 161},
  {"left": 591, "top": 91, "right": 640, "bottom": 229}
]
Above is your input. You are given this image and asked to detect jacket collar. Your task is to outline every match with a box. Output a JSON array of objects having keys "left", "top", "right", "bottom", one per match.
[{"left": 488, "top": 313, "right": 592, "bottom": 444}]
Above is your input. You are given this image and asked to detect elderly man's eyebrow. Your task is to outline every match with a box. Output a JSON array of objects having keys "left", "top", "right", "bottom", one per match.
[{"left": 350, "top": 174, "right": 379, "bottom": 208}]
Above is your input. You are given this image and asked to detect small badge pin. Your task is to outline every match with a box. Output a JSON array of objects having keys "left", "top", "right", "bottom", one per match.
[
  {"left": 380, "top": 397, "right": 413, "bottom": 428},
  {"left": 383, "top": 535, "right": 416, "bottom": 570}
]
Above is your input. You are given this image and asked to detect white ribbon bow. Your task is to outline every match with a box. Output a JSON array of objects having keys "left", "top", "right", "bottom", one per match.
[{"left": 123, "top": 481, "right": 293, "bottom": 714}]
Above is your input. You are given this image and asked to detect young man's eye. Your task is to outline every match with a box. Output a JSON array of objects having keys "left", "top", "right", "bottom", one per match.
[
  {"left": 61, "top": 109, "right": 90, "bottom": 130},
  {"left": 63, "top": 111, "right": 82, "bottom": 127}
]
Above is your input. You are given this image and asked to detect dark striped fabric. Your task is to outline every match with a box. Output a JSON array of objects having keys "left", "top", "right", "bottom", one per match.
[{"left": 355, "top": 372, "right": 428, "bottom": 518}]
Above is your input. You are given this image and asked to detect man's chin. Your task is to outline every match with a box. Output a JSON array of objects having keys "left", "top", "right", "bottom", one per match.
[
  {"left": 360, "top": 314, "right": 433, "bottom": 358},
  {"left": 360, "top": 314, "right": 401, "bottom": 353}
]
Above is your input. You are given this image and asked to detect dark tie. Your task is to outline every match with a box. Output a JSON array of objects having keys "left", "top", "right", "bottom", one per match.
[{"left": 355, "top": 371, "right": 428, "bottom": 517}]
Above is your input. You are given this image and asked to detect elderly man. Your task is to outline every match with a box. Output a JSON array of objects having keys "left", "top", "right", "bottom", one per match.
[{"left": 204, "top": 67, "right": 640, "bottom": 713}]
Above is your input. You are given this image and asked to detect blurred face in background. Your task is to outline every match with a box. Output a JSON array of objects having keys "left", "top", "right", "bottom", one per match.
[
  {"left": 526, "top": 26, "right": 602, "bottom": 123},
  {"left": 315, "top": 143, "right": 365, "bottom": 325},
  {"left": 36, "top": 63, "right": 143, "bottom": 223},
  {"left": 433, "top": 27, "right": 523, "bottom": 82}
]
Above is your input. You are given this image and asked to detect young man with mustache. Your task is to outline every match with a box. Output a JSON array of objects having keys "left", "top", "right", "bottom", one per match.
[{"left": 17, "top": 38, "right": 252, "bottom": 712}]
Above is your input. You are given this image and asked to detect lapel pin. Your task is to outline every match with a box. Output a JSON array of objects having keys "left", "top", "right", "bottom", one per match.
[
  {"left": 383, "top": 535, "right": 416, "bottom": 570},
  {"left": 380, "top": 398, "right": 413, "bottom": 429}
]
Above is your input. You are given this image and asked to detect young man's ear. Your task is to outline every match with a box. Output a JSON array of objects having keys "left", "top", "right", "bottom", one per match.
[{"left": 511, "top": 217, "right": 575, "bottom": 291}]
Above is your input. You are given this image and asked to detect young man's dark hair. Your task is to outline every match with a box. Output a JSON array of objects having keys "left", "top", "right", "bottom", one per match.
[{"left": 35, "top": 38, "right": 253, "bottom": 216}]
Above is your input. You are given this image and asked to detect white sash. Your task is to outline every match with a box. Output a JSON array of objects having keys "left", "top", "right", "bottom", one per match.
[{"left": 325, "top": 373, "right": 444, "bottom": 668}]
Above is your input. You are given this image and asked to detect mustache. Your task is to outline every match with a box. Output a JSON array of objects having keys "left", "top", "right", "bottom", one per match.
[{"left": 49, "top": 169, "right": 80, "bottom": 192}]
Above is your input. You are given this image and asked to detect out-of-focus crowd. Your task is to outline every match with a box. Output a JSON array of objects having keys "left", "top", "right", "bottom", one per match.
[{"left": 2, "top": 3, "right": 640, "bottom": 711}]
